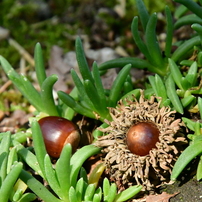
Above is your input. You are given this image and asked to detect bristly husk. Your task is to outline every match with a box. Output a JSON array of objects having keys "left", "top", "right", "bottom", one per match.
[{"left": 95, "top": 91, "right": 187, "bottom": 191}]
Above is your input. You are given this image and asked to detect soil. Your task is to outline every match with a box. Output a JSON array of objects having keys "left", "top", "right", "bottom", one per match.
[
  {"left": 166, "top": 179, "right": 202, "bottom": 202},
  {"left": 161, "top": 159, "right": 202, "bottom": 202}
]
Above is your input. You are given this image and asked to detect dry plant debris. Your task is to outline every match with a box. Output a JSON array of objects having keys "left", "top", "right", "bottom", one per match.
[{"left": 132, "top": 192, "right": 179, "bottom": 202}]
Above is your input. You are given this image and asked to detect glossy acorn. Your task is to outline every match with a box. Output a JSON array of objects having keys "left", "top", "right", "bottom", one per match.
[
  {"left": 38, "top": 116, "right": 80, "bottom": 158},
  {"left": 126, "top": 122, "right": 160, "bottom": 156}
]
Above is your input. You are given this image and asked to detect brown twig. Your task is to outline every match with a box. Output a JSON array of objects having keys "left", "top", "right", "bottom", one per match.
[
  {"left": 8, "top": 38, "right": 35, "bottom": 67},
  {"left": 0, "top": 80, "right": 12, "bottom": 94}
]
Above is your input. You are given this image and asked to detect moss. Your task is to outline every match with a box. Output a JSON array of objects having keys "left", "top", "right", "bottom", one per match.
[{"left": 0, "top": 0, "right": 172, "bottom": 67}]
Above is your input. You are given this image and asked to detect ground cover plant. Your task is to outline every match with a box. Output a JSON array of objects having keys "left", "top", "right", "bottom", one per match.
[{"left": 0, "top": 0, "right": 202, "bottom": 201}]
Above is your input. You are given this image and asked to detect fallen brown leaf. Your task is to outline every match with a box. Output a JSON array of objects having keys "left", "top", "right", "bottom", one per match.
[{"left": 146, "top": 192, "right": 179, "bottom": 202}]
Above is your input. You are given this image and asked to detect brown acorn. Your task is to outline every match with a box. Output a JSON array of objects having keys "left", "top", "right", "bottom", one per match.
[
  {"left": 126, "top": 122, "right": 160, "bottom": 156},
  {"left": 38, "top": 116, "right": 80, "bottom": 158}
]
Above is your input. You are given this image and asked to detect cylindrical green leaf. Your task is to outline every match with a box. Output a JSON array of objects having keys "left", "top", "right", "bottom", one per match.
[
  {"left": 41, "top": 75, "right": 59, "bottom": 116},
  {"left": 75, "top": 37, "right": 94, "bottom": 83},
  {"left": 71, "top": 69, "right": 94, "bottom": 109},
  {"left": 168, "top": 58, "right": 184, "bottom": 90},
  {"left": 92, "top": 62, "right": 107, "bottom": 110},
  {"left": 155, "top": 74, "right": 167, "bottom": 102},
  {"left": 174, "top": 14, "right": 202, "bottom": 29},
  {"left": 171, "top": 141, "right": 202, "bottom": 181},
  {"left": 114, "top": 185, "right": 142, "bottom": 202},
  {"left": 58, "top": 91, "right": 96, "bottom": 119},
  {"left": 0, "top": 162, "right": 23, "bottom": 202},
  {"left": 123, "top": 81, "right": 133, "bottom": 94},
  {"left": 165, "top": 6, "right": 173, "bottom": 58},
  {"left": 7, "top": 147, "right": 18, "bottom": 174},
  {"left": 197, "top": 51, "right": 202, "bottom": 67},
  {"left": 34, "top": 43, "right": 47, "bottom": 88},
  {"left": 11, "top": 131, "right": 31, "bottom": 144},
  {"left": 181, "top": 95, "right": 196, "bottom": 108},
  {"left": 174, "top": 4, "right": 188, "bottom": 19},
  {"left": 93, "top": 193, "right": 102, "bottom": 202},
  {"left": 1, "top": 56, "right": 44, "bottom": 111},
  {"left": 70, "top": 145, "right": 101, "bottom": 187},
  {"left": 182, "top": 117, "right": 195, "bottom": 131},
  {"left": 104, "top": 183, "right": 117, "bottom": 202},
  {"left": 197, "top": 157, "right": 202, "bottom": 181},
  {"left": 198, "top": 97, "right": 202, "bottom": 120},
  {"left": 93, "top": 187, "right": 102, "bottom": 202},
  {"left": 185, "top": 61, "right": 198, "bottom": 87},
  {"left": 131, "top": 17, "right": 152, "bottom": 62},
  {"left": 44, "top": 154, "right": 61, "bottom": 197},
  {"left": 31, "top": 119, "right": 47, "bottom": 179},
  {"left": 12, "top": 186, "right": 23, "bottom": 201},
  {"left": 103, "top": 178, "right": 110, "bottom": 199},
  {"left": 149, "top": 74, "right": 167, "bottom": 106},
  {"left": 0, "top": 131, "right": 11, "bottom": 155},
  {"left": 17, "top": 147, "right": 45, "bottom": 178},
  {"left": 20, "top": 169, "right": 61, "bottom": 202},
  {"left": 79, "top": 167, "right": 88, "bottom": 183},
  {"left": 17, "top": 193, "right": 37, "bottom": 202},
  {"left": 171, "top": 36, "right": 201, "bottom": 62},
  {"left": 0, "top": 56, "right": 43, "bottom": 111},
  {"left": 93, "top": 122, "right": 109, "bottom": 139},
  {"left": 180, "top": 77, "right": 191, "bottom": 90},
  {"left": 55, "top": 144, "right": 72, "bottom": 199},
  {"left": 0, "top": 132, "right": 11, "bottom": 182},
  {"left": 84, "top": 184, "right": 96, "bottom": 201},
  {"left": 120, "top": 89, "right": 141, "bottom": 104},
  {"left": 135, "top": 0, "right": 149, "bottom": 31},
  {"left": 69, "top": 187, "right": 78, "bottom": 202},
  {"left": 174, "top": 0, "right": 202, "bottom": 19},
  {"left": 193, "top": 121, "right": 201, "bottom": 137},
  {"left": 84, "top": 79, "right": 108, "bottom": 118},
  {"left": 145, "top": 13, "right": 164, "bottom": 68},
  {"left": 98, "top": 57, "right": 163, "bottom": 75},
  {"left": 20, "top": 74, "right": 43, "bottom": 111},
  {"left": 165, "top": 75, "right": 184, "bottom": 114},
  {"left": 75, "top": 178, "right": 85, "bottom": 201},
  {"left": 108, "top": 64, "right": 131, "bottom": 107}
]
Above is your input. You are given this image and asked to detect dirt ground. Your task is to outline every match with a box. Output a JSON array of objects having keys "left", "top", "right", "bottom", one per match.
[
  {"left": 163, "top": 160, "right": 202, "bottom": 202},
  {"left": 165, "top": 179, "right": 202, "bottom": 202}
]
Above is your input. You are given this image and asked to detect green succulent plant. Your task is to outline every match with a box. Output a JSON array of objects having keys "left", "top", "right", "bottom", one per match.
[
  {"left": 171, "top": 102, "right": 202, "bottom": 181},
  {"left": 0, "top": 37, "right": 134, "bottom": 122},
  {"left": 14, "top": 119, "right": 142, "bottom": 202},
  {"left": 0, "top": 0, "right": 202, "bottom": 200},
  {"left": 0, "top": 132, "right": 36, "bottom": 202}
]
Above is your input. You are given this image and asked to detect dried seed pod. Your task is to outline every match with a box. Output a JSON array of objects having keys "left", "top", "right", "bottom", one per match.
[{"left": 95, "top": 91, "right": 187, "bottom": 191}]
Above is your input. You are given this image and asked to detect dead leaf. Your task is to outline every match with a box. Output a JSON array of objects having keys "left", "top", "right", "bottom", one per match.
[
  {"left": 146, "top": 192, "right": 179, "bottom": 202},
  {"left": 48, "top": 45, "right": 74, "bottom": 92}
]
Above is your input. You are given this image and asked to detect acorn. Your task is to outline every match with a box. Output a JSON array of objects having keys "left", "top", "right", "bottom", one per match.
[
  {"left": 126, "top": 122, "right": 160, "bottom": 156},
  {"left": 38, "top": 116, "right": 80, "bottom": 158}
]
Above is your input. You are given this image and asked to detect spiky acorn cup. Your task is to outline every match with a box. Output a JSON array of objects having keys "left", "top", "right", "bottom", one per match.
[{"left": 95, "top": 91, "right": 187, "bottom": 191}]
